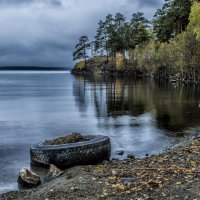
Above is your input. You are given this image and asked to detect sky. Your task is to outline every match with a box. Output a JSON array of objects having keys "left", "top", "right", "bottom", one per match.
[{"left": 0, "top": 0, "right": 164, "bottom": 68}]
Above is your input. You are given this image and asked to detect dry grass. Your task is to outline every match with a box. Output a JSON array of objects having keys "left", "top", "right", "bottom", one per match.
[{"left": 44, "top": 133, "right": 89, "bottom": 145}]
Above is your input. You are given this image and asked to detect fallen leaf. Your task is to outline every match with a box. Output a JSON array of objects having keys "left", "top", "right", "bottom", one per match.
[
  {"left": 108, "top": 176, "right": 116, "bottom": 180},
  {"left": 131, "top": 186, "right": 142, "bottom": 192},
  {"left": 116, "top": 184, "right": 125, "bottom": 191}
]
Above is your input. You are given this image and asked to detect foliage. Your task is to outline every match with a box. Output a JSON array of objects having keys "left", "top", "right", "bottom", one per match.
[
  {"left": 73, "top": 0, "right": 200, "bottom": 82},
  {"left": 74, "top": 61, "right": 86, "bottom": 71},
  {"left": 94, "top": 12, "right": 149, "bottom": 56},
  {"left": 134, "top": 40, "right": 157, "bottom": 72},
  {"left": 129, "top": 12, "right": 150, "bottom": 48},
  {"left": 73, "top": 35, "right": 90, "bottom": 66},
  {"left": 189, "top": 1, "right": 200, "bottom": 40},
  {"left": 95, "top": 19, "right": 109, "bottom": 56},
  {"left": 137, "top": 30, "right": 200, "bottom": 80},
  {"left": 153, "top": 0, "right": 192, "bottom": 42}
]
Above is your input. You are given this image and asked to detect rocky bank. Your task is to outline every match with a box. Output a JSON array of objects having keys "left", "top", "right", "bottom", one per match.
[{"left": 1, "top": 136, "right": 200, "bottom": 200}]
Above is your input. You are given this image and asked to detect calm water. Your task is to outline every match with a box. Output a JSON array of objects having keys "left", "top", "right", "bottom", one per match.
[{"left": 0, "top": 71, "right": 200, "bottom": 193}]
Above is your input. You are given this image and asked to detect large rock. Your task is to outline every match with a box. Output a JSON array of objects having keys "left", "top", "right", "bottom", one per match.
[
  {"left": 127, "top": 154, "right": 135, "bottom": 159},
  {"left": 18, "top": 168, "right": 41, "bottom": 188}
]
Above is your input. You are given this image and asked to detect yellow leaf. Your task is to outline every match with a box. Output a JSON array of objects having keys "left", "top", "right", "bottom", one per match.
[
  {"left": 116, "top": 184, "right": 125, "bottom": 191},
  {"left": 131, "top": 187, "right": 142, "bottom": 192},
  {"left": 108, "top": 176, "right": 116, "bottom": 180}
]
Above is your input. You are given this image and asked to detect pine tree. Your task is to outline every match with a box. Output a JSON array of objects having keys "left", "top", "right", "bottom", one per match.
[
  {"left": 73, "top": 36, "right": 90, "bottom": 67},
  {"left": 130, "top": 12, "right": 150, "bottom": 48},
  {"left": 94, "top": 15, "right": 114, "bottom": 63},
  {"left": 153, "top": 0, "right": 192, "bottom": 42}
]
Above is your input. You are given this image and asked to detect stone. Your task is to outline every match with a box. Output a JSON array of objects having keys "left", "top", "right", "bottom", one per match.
[
  {"left": 116, "top": 149, "right": 124, "bottom": 156},
  {"left": 127, "top": 154, "right": 135, "bottom": 159},
  {"left": 111, "top": 158, "right": 119, "bottom": 161},
  {"left": 18, "top": 168, "right": 41, "bottom": 188},
  {"left": 101, "top": 160, "right": 110, "bottom": 164},
  {"left": 45, "top": 164, "right": 64, "bottom": 181}
]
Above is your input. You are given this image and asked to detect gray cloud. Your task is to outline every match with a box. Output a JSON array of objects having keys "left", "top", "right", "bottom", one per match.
[
  {"left": 137, "top": 0, "right": 163, "bottom": 8},
  {"left": 0, "top": 0, "right": 63, "bottom": 6},
  {"left": 0, "top": 0, "right": 163, "bottom": 68}
]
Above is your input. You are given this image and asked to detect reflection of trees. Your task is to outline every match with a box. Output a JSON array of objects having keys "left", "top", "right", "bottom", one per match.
[
  {"left": 106, "top": 79, "right": 153, "bottom": 116},
  {"left": 73, "top": 75, "right": 200, "bottom": 131},
  {"left": 72, "top": 76, "right": 88, "bottom": 112},
  {"left": 154, "top": 81, "right": 200, "bottom": 131}
]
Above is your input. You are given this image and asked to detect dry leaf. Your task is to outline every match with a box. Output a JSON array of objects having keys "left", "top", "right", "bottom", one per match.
[
  {"left": 131, "top": 186, "right": 142, "bottom": 192},
  {"left": 108, "top": 176, "right": 116, "bottom": 180},
  {"left": 116, "top": 184, "right": 125, "bottom": 190}
]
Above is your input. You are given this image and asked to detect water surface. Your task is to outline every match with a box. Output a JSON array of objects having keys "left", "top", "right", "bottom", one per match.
[{"left": 0, "top": 71, "right": 200, "bottom": 193}]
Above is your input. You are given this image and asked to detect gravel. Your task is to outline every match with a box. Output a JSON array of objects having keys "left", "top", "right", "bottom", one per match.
[{"left": 1, "top": 137, "right": 200, "bottom": 200}]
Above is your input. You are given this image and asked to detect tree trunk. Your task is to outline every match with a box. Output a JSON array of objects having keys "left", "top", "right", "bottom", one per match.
[
  {"left": 193, "top": 67, "right": 196, "bottom": 82},
  {"left": 106, "top": 41, "right": 108, "bottom": 63},
  {"left": 84, "top": 45, "right": 86, "bottom": 67}
]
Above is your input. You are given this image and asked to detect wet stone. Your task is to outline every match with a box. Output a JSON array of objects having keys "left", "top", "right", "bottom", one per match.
[
  {"left": 116, "top": 149, "right": 124, "bottom": 156},
  {"left": 45, "top": 164, "right": 64, "bottom": 181},
  {"left": 18, "top": 168, "right": 41, "bottom": 188},
  {"left": 127, "top": 154, "right": 135, "bottom": 159}
]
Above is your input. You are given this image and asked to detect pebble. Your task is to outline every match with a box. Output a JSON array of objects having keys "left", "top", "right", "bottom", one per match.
[
  {"left": 116, "top": 149, "right": 124, "bottom": 156},
  {"left": 127, "top": 154, "right": 135, "bottom": 159}
]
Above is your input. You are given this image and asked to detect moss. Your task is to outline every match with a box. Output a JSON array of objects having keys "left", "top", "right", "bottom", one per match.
[{"left": 74, "top": 61, "right": 86, "bottom": 71}]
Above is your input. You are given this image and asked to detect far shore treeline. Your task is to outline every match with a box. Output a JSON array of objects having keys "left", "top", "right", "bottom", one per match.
[{"left": 72, "top": 0, "right": 200, "bottom": 83}]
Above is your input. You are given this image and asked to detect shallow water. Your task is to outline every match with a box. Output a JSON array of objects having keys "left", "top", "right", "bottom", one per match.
[{"left": 0, "top": 71, "right": 200, "bottom": 193}]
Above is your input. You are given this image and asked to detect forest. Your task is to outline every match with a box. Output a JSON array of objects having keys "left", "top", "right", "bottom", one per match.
[{"left": 73, "top": 0, "right": 200, "bottom": 83}]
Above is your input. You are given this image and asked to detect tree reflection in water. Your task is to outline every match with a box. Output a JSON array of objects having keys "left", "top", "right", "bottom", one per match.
[{"left": 73, "top": 75, "right": 200, "bottom": 133}]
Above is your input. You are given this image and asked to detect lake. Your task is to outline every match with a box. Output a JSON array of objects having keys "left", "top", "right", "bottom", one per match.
[{"left": 0, "top": 71, "right": 200, "bottom": 193}]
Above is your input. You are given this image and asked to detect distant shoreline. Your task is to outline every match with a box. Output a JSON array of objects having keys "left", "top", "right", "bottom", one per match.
[{"left": 0, "top": 66, "right": 70, "bottom": 71}]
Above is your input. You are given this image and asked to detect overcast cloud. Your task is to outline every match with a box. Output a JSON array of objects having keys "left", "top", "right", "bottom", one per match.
[{"left": 0, "top": 0, "right": 164, "bottom": 68}]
